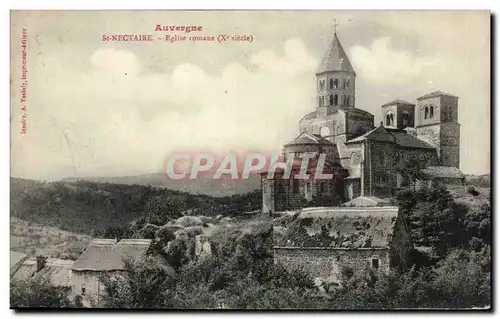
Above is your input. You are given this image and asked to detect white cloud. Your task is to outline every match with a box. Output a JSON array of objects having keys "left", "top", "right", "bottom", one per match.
[
  {"left": 350, "top": 37, "right": 438, "bottom": 84},
  {"left": 12, "top": 39, "right": 318, "bottom": 180}
]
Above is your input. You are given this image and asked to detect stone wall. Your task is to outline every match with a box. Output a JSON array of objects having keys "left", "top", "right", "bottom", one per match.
[
  {"left": 274, "top": 247, "right": 390, "bottom": 282},
  {"left": 439, "top": 123, "right": 460, "bottom": 167},
  {"left": 71, "top": 270, "right": 122, "bottom": 307}
]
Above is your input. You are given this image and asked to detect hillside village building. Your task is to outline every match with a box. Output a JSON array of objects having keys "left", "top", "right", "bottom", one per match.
[
  {"left": 71, "top": 238, "right": 153, "bottom": 306},
  {"left": 261, "top": 29, "right": 464, "bottom": 215},
  {"left": 11, "top": 239, "right": 155, "bottom": 307},
  {"left": 273, "top": 203, "right": 413, "bottom": 285}
]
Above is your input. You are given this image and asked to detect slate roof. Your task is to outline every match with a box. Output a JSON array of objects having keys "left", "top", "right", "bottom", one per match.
[
  {"left": 381, "top": 99, "right": 415, "bottom": 107},
  {"left": 275, "top": 206, "right": 398, "bottom": 249},
  {"left": 390, "top": 131, "right": 435, "bottom": 149},
  {"left": 261, "top": 155, "right": 342, "bottom": 177},
  {"left": 343, "top": 196, "right": 392, "bottom": 207},
  {"left": 422, "top": 166, "right": 465, "bottom": 179},
  {"left": 417, "top": 91, "right": 458, "bottom": 100},
  {"left": 10, "top": 251, "right": 28, "bottom": 271},
  {"left": 346, "top": 126, "right": 435, "bottom": 149},
  {"left": 11, "top": 258, "right": 74, "bottom": 287},
  {"left": 284, "top": 131, "right": 333, "bottom": 146},
  {"left": 346, "top": 126, "right": 395, "bottom": 144},
  {"left": 72, "top": 238, "right": 152, "bottom": 271},
  {"left": 316, "top": 33, "right": 355, "bottom": 75}
]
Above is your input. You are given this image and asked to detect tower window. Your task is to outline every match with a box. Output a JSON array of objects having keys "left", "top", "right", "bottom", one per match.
[
  {"left": 344, "top": 79, "right": 349, "bottom": 89},
  {"left": 448, "top": 105, "right": 453, "bottom": 121},
  {"left": 334, "top": 79, "right": 339, "bottom": 89},
  {"left": 329, "top": 79, "right": 334, "bottom": 89},
  {"left": 371, "top": 258, "right": 380, "bottom": 269},
  {"left": 319, "top": 80, "right": 325, "bottom": 90},
  {"left": 329, "top": 94, "right": 334, "bottom": 106},
  {"left": 430, "top": 106, "right": 434, "bottom": 118},
  {"left": 334, "top": 94, "right": 339, "bottom": 106},
  {"left": 402, "top": 112, "right": 410, "bottom": 127},
  {"left": 346, "top": 95, "right": 350, "bottom": 106},
  {"left": 386, "top": 112, "right": 394, "bottom": 126},
  {"left": 424, "top": 107, "right": 429, "bottom": 119},
  {"left": 318, "top": 96, "right": 322, "bottom": 107},
  {"left": 81, "top": 284, "right": 86, "bottom": 295}
]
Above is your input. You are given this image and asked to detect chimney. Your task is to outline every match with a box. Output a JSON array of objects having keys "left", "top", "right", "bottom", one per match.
[{"left": 36, "top": 256, "right": 47, "bottom": 272}]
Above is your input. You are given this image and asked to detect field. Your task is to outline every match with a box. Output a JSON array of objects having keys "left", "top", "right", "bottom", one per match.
[{"left": 10, "top": 217, "right": 90, "bottom": 260}]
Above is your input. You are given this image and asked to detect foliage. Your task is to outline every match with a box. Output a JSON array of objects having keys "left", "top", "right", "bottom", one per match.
[
  {"left": 11, "top": 177, "right": 261, "bottom": 235},
  {"left": 396, "top": 184, "right": 469, "bottom": 257},
  {"left": 10, "top": 276, "right": 74, "bottom": 308},
  {"left": 99, "top": 257, "right": 176, "bottom": 309}
]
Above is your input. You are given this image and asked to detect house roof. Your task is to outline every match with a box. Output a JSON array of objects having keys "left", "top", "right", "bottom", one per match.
[
  {"left": 381, "top": 99, "right": 415, "bottom": 107},
  {"left": 417, "top": 91, "right": 458, "bottom": 101},
  {"left": 72, "top": 238, "right": 152, "bottom": 272},
  {"left": 316, "top": 33, "right": 355, "bottom": 75},
  {"left": 10, "top": 251, "right": 27, "bottom": 270},
  {"left": 345, "top": 126, "right": 435, "bottom": 149},
  {"left": 275, "top": 206, "right": 398, "bottom": 249},
  {"left": 284, "top": 131, "right": 333, "bottom": 146},
  {"left": 422, "top": 166, "right": 465, "bottom": 179},
  {"left": 11, "top": 258, "right": 74, "bottom": 287}
]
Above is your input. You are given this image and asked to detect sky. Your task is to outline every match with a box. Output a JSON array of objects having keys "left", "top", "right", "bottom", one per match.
[{"left": 10, "top": 11, "right": 490, "bottom": 181}]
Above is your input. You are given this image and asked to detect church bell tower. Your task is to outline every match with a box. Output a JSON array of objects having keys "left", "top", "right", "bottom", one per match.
[{"left": 316, "top": 21, "right": 356, "bottom": 113}]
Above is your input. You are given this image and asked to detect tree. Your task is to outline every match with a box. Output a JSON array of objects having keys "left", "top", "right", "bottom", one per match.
[
  {"left": 401, "top": 158, "right": 428, "bottom": 190},
  {"left": 99, "top": 257, "right": 176, "bottom": 309},
  {"left": 396, "top": 184, "right": 467, "bottom": 257},
  {"left": 11, "top": 276, "right": 73, "bottom": 308}
]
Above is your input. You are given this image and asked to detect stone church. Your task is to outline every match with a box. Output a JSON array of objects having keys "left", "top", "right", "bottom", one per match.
[{"left": 261, "top": 29, "right": 463, "bottom": 215}]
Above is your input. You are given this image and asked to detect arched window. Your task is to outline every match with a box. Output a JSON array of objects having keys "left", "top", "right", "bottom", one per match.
[
  {"left": 344, "top": 79, "right": 349, "bottom": 89},
  {"left": 448, "top": 105, "right": 453, "bottom": 120},
  {"left": 430, "top": 106, "right": 434, "bottom": 118},
  {"left": 424, "top": 107, "right": 429, "bottom": 119},
  {"left": 402, "top": 111, "right": 410, "bottom": 127},
  {"left": 329, "top": 79, "right": 334, "bottom": 89},
  {"left": 334, "top": 94, "right": 338, "bottom": 106},
  {"left": 334, "top": 79, "right": 339, "bottom": 89},
  {"left": 386, "top": 112, "right": 394, "bottom": 126},
  {"left": 318, "top": 96, "right": 322, "bottom": 107},
  {"left": 346, "top": 95, "right": 350, "bottom": 106}
]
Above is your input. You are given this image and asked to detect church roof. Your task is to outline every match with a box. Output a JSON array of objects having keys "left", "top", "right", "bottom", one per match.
[
  {"left": 346, "top": 126, "right": 435, "bottom": 149},
  {"left": 417, "top": 91, "right": 458, "bottom": 101},
  {"left": 390, "top": 131, "right": 435, "bottom": 149},
  {"left": 381, "top": 99, "right": 415, "bottom": 107},
  {"left": 316, "top": 32, "right": 355, "bottom": 75},
  {"left": 284, "top": 131, "right": 333, "bottom": 146},
  {"left": 300, "top": 107, "right": 373, "bottom": 122},
  {"left": 274, "top": 206, "right": 398, "bottom": 249},
  {"left": 346, "top": 126, "right": 396, "bottom": 144}
]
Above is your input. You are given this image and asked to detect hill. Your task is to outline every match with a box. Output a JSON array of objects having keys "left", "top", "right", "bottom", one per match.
[
  {"left": 10, "top": 177, "right": 261, "bottom": 235},
  {"left": 62, "top": 172, "right": 261, "bottom": 197}
]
